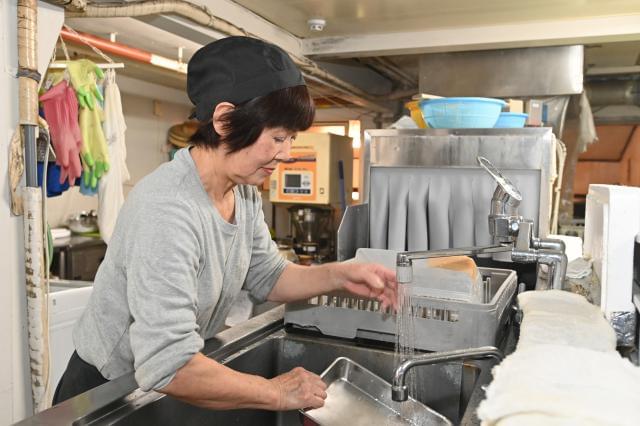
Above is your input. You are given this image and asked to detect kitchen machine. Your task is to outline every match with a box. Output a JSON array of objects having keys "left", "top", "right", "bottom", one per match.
[{"left": 270, "top": 131, "right": 353, "bottom": 263}]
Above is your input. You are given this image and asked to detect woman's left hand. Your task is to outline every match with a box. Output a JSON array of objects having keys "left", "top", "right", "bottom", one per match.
[{"left": 331, "top": 262, "right": 398, "bottom": 311}]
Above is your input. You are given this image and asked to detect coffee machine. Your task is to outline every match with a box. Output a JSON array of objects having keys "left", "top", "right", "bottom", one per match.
[
  {"left": 288, "top": 205, "right": 334, "bottom": 263},
  {"left": 270, "top": 132, "right": 353, "bottom": 263}
]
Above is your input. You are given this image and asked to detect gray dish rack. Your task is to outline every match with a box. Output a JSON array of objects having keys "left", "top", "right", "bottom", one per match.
[{"left": 285, "top": 267, "right": 517, "bottom": 352}]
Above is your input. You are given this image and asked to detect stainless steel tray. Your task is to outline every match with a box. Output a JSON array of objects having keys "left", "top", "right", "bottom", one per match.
[{"left": 301, "top": 357, "right": 452, "bottom": 426}]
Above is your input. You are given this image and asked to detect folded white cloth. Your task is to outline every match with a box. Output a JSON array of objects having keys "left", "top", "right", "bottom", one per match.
[
  {"left": 477, "top": 344, "right": 640, "bottom": 426},
  {"left": 517, "top": 290, "right": 616, "bottom": 352},
  {"left": 478, "top": 290, "right": 640, "bottom": 425}
]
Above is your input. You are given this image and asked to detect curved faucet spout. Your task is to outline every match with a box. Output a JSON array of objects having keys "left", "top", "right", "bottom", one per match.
[
  {"left": 395, "top": 245, "right": 512, "bottom": 285},
  {"left": 391, "top": 346, "right": 504, "bottom": 402}
]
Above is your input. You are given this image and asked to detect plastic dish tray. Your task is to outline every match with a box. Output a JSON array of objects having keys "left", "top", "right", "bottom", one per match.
[{"left": 285, "top": 267, "right": 517, "bottom": 352}]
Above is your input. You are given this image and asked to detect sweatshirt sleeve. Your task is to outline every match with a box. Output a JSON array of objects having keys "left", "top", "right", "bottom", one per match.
[
  {"left": 243, "top": 188, "right": 289, "bottom": 303},
  {"left": 125, "top": 197, "right": 204, "bottom": 391}
]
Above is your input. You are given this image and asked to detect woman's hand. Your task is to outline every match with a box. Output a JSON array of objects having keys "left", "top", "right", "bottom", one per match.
[
  {"left": 270, "top": 367, "right": 327, "bottom": 410},
  {"left": 269, "top": 262, "right": 398, "bottom": 308},
  {"left": 330, "top": 262, "right": 398, "bottom": 311}
]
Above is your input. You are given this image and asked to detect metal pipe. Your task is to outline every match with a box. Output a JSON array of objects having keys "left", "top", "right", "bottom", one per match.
[
  {"left": 512, "top": 248, "right": 567, "bottom": 290},
  {"left": 490, "top": 185, "right": 521, "bottom": 217},
  {"left": 61, "top": 27, "right": 152, "bottom": 63},
  {"left": 357, "top": 58, "right": 403, "bottom": 88},
  {"left": 375, "top": 57, "right": 416, "bottom": 87},
  {"left": 396, "top": 244, "right": 511, "bottom": 284},
  {"left": 391, "top": 346, "right": 504, "bottom": 402},
  {"left": 532, "top": 237, "right": 566, "bottom": 253},
  {"left": 369, "top": 57, "right": 415, "bottom": 88},
  {"left": 60, "top": 28, "right": 188, "bottom": 74},
  {"left": 22, "top": 125, "right": 38, "bottom": 186},
  {"left": 538, "top": 249, "right": 568, "bottom": 291},
  {"left": 586, "top": 79, "right": 640, "bottom": 106},
  {"left": 47, "top": 0, "right": 391, "bottom": 112}
]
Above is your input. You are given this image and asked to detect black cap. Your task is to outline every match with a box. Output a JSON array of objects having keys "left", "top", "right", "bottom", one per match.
[{"left": 187, "top": 36, "right": 305, "bottom": 121}]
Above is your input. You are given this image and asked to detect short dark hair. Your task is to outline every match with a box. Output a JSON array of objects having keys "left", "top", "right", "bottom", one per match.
[{"left": 189, "top": 85, "right": 315, "bottom": 153}]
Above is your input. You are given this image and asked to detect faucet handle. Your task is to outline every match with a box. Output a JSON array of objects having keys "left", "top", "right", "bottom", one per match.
[{"left": 477, "top": 156, "right": 523, "bottom": 202}]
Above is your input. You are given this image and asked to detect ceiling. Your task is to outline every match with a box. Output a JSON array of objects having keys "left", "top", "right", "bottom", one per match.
[
  {"left": 584, "top": 41, "right": 640, "bottom": 68},
  {"left": 63, "top": 0, "right": 640, "bottom": 110},
  {"left": 232, "top": 0, "right": 640, "bottom": 39}
]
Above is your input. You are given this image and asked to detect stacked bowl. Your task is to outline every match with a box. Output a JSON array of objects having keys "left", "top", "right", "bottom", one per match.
[{"left": 417, "top": 97, "right": 528, "bottom": 129}]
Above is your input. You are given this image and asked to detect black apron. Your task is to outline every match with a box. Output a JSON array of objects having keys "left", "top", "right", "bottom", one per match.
[{"left": 53, "top": 351, "right": 109, "bottom": 405}]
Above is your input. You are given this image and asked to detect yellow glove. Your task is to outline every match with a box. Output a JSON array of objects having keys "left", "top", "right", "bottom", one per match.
[
  {"left": 65, "top": 59, "right": 104, "bottom": 110},
  {"left": 80, "top": 104, "right": 110, "bottom": 189},
  {"left": 42, "top": 70, "right": 66, "bottom": 91}
]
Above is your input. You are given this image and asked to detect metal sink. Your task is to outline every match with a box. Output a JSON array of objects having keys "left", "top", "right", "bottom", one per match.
[
  {"left": 115, "top": 331, "right": 481, "bottom": 425},
  {"left": 17, "top": 306, "right": 496, "bottom": 426}
]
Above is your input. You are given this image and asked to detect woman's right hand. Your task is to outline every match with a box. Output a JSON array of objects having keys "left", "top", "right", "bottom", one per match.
[{"left": 270, "top": 367, "right": 327, "bottom": 410}]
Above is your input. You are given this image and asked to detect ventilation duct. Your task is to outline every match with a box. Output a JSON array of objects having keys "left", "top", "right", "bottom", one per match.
[
  {"left": 419, "top": 45, "right": 584, "bottom": 98},
  {"left": 586, "top": 79, "right": 640, "bottom": 106}
]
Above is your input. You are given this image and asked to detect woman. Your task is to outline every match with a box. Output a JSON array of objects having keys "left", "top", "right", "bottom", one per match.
[{"left": 54, "top": 36, "right": 397, "bottom": 411}]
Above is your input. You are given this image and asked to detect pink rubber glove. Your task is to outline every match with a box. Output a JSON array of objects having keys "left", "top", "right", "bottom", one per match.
[{"left": 40, "top": 80, "right": 83, "bottom": 184}]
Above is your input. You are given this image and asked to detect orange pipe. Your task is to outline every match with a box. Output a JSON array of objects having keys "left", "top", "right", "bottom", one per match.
[{"left": 60, "top": 28, "right": 152, "bottom": 63}]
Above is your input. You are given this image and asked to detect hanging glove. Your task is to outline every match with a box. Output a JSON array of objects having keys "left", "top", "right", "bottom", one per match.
[
  {"left": 42, "top": 70, "right": 66, "bottom": 91},
  {"left": 65, "top": 59, "right": 104, "bottom": 110},
  {"left": 39, "top": 80, "right": 83, "bottom": 185},
  {"left": 80, "top": 104, "right": 110, "bottom": 189}
]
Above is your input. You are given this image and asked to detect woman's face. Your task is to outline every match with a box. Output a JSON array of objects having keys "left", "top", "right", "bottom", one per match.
[{"left": 225, "top": 127, "right": 296, "bottom": 186}]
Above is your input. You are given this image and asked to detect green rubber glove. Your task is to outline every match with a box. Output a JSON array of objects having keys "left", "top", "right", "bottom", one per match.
[
  {"left": 65, "top": 59, "right": 104, "bottom": 110},
  {"left": 80, "top": 104, "right": 110, "bottom": 189}
]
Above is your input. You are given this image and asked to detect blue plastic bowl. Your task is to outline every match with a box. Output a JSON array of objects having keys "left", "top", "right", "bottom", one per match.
[
  {"left": 494, "top": 112, "right": 528, "bottom": 128},
  {"left": 419, "top": 97, "right": 506, "bottom": 129}
]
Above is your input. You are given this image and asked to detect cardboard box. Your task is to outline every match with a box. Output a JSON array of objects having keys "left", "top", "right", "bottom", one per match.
[{"left": 525, "top": 99, "right": 543, "bottom": 126}]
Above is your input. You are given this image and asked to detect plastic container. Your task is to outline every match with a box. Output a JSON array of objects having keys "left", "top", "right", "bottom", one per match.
[
  {"left": 285, "top": 267, "right": 517, "bottom": 352},
  {"left": 419, "top": 97, "right": 506, "bottom": 129},
  {"left": 404, "top": 100, "right": 428, "bottom": 128},
  {"left": 494, "top": 112, "right": 528, "bottom": 128}
]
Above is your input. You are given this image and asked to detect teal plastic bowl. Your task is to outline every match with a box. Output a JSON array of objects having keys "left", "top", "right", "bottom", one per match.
[
  {"left": 494, "top": 112, "right": 528, "bottom": 128},
  {"left": 419, "top": 97, "right": 506, "bottom": 129}
]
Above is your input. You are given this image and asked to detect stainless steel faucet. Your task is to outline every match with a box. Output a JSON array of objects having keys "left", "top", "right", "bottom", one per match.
[
  {"left": 391, "top": 346, "right": 504, "bottom": 402},
  {"left": 395, "top": 244, "right": 511, "bottom": 284},
  {"left": 396, "top": 157, "right": 567, "bottom": 291}
]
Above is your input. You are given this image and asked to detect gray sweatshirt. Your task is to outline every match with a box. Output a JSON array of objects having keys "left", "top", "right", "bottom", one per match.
[{"left": 73, "top": 148, "right": 287, "bottom": 391}]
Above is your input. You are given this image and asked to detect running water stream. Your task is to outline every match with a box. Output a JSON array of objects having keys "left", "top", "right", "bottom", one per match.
[{"left": 394, "top": 282, "right": 418, "bottom": 416}]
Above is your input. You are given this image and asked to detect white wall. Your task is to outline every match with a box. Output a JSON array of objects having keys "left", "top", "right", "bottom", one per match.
[
  {"left": 45, "top": 91, "right": 192, "bottom": 227},
  {"left": 47, "top": 102, "right": 372, "bottom": 231},
  {"left": 0, "top": 2, "right": 64, "bottom": 423},
  {"left": 121, "top": 93, "right": 192, "bottom": 194},
  {"left": 314, "top": 106, "right": 378, "bottom": 131}
]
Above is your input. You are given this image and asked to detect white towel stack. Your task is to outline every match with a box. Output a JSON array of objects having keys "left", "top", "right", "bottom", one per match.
[{"left": 477, "top": 290, "right": 640, "bottom": 425}]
